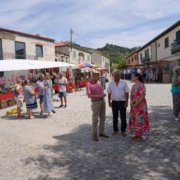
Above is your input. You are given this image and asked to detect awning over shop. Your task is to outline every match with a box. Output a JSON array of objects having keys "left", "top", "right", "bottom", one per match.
[
  {"left": 0, "top": 59, "right": 78, "bottom": 71},
  {"left": 123, "top": 64, "right": 146, "bottom": 68},
  {"left": 144, "top": 60, "right": 173, "bottom": 66}
]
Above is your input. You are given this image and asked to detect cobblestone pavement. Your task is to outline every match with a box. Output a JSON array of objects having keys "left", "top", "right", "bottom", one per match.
[{"left": 0, "top": 81, "right": 180, "bottom": 180}]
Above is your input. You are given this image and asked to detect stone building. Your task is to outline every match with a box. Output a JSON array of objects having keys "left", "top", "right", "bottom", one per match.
[
  {"left": 125, "top": 51, "right": 138, "bottom": 66},
  {"left": 55, "top": 51, "right": 69, "bottom": 63},
  {"left": 55, "top": 42, "right": 92, "bottom": 65},
  {"left": 0, "top": 27, "right": 55, "bottom": 61},
  {"left": 89, "top": 49, "right": 110, "bottom": 72}
]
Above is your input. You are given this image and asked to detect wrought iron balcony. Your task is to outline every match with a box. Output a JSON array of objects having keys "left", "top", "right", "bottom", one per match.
[
  {"left": 171, "top": 40, "right": 180, "bottom": 54},
  {"left": 141, "top": 55, "right": 151, "bottom": 63}
]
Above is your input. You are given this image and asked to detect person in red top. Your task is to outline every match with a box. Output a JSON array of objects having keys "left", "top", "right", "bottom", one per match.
[{"left": 86, "top": 70, "right": 109, "bottom": 141}]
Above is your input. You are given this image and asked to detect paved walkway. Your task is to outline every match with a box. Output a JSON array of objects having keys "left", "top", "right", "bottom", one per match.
[{"left": 0, "top": 81, "right": 180, "bottom": 180}]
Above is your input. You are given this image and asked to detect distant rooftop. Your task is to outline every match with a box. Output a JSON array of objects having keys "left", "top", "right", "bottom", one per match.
[
  {"left": 55, "top": 41, "right": 92, "bottom": 54},
  {"left": 0, "top": 27, "right": 55, "bottom": 42},
  {"left": 55, "top": 41, "right": 67, "bottom": 47}
]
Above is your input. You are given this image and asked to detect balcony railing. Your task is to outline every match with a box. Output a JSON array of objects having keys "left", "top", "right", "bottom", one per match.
[
  {"left": 141, "top": 55, "right": 151, "bottom": 63},
  {"left": 171, "top": 40, "right": 180, "bottom": 54}
]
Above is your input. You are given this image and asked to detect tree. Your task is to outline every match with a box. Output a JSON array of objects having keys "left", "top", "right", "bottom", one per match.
[{"left": 117, "top": 60, "right": 126, "bottom": 70}]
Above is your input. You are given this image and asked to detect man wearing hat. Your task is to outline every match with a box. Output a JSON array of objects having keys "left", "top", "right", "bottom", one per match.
[{"left": 86, "top": 70, "right": 109, "bottom": 141}]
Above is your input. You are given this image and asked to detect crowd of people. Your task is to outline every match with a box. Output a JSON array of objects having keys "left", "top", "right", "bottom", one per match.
[
  {"left": 121, "top": 66, "right": 169, "bottom": 83},
  {"left": 86, "top": 69, "right": 149, "bottom": 142},
  {"left": 14, "top": 73, "right": 68, "bottom": 119},
  {"left": 13, "top": 65, "right": 180, "bottom": 142}
]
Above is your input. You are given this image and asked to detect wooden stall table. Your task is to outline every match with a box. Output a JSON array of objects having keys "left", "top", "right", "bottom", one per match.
[
  {"left": 0, "top": 92, "right": 14, "bottom": 100},
  {"left": 80, "top": 79, "right": 89, "bottom": 87},
  {"left": 66, "top": 82, "right": 76, "bottom": 93},
  {"left": 52, "top": 84, "right": 58, "bottom": 93},
  {"left": 163, "top": 74, "right": 171, "bottom": 83}
]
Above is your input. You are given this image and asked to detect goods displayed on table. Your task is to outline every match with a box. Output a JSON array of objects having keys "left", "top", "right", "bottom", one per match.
[
  {"left": 53, "top": 98, "right": 60, "bottom": 102},
  {"left": 6, "top": 108, "right": 23, "bottom": 116},
  {"left": 0, "top": 63, "right": 95, "bottom": 109}
]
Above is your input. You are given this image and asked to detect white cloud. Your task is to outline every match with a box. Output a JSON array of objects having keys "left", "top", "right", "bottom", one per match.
[{"left": 0, "top": 0, "right": 179, "bottom": 48}]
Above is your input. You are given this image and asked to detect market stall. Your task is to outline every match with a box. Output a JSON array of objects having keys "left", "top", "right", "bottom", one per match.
[
  {"left": 76, "top": 63, "right": 96, "bottom": 87},
  {"left": 145, "top": 60, "right": 173, "bottom": 83},
  {"left": 0, "top": 59, "right": 78, "bottom": 109}
]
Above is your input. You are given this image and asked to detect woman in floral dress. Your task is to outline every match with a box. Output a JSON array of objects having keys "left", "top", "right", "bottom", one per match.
[
  {"left": 129, "top": 72, "right": 149, "bottom": 142},
  {"left": 43, "top": 73, "right": 55, "bottom": 117}
]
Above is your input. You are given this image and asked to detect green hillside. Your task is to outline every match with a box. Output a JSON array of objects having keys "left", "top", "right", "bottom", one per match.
[
  {"left": 97, "top": 43, "right": 140, "bottom": 64},
  {"left": 71, "top": 42, "right": 140, "bottom": 70}
]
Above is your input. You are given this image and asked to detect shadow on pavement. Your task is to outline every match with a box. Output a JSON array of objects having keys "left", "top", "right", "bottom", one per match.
[{"left": 23, "top": 105, "right": 180, "bottom": 180}]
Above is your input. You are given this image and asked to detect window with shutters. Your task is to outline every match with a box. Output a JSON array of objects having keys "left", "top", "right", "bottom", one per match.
[
  {"left": 164, "top": 37, "right": 169, "bottom": 48},
  {"left": 176, "top": 30, "right": 180, "bottom": 41},
  {"left": 61, "top": 56, "right": 64, "bottom": 62},
  {"left": 87, "top": 55, "right": 90, "bottom": 61},
  {"left": 140, "top": 53, "right": 142, "bottom": 60},
  {"left": 132, "top": 57, "right": 133, "bottom": 62},
  {"left": 73, "top": 50, "right": 76, "bottom": 58}
]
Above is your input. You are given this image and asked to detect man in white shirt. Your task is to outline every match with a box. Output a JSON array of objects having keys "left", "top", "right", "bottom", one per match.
[
  {"left": 57, "top": 73, "right": 68, "bottom": 108},
  {"left": 107, "top": 69, "right": 129, "bottom": 137}
]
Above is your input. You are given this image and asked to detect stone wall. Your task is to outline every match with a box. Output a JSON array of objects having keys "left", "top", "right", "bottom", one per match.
[
  {"left": 0, "top": 32, "right": 55, "bottom": 61},
  {"left": 90, "top": 50, "right": 102, "bottom": 66}
]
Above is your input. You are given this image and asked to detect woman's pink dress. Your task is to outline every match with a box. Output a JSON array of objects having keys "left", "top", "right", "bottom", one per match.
[{"left": 128, "top": 83, "right": 149, "bottom": 137}]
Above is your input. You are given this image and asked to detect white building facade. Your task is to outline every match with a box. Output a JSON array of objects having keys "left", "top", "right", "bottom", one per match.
[
  {"left": 55, "top": 42, "right": 92, "bottom": 65},
  {"left": 138, "top": 20, "right": 180, "bottom": 69},
  {"left": 0, "top": 28, "right": 55, "bottom": 61}
]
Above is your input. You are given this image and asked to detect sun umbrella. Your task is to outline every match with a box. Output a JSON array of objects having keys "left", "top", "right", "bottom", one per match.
[{"left": 78, "top": 62, "right": 95, "bottom": 68}]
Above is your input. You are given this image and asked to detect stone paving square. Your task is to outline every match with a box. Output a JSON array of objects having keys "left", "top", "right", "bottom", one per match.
[{"left": 0, "top": 81, "right": 180, "bottom": 180}]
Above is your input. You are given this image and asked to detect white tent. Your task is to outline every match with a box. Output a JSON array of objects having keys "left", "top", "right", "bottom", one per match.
[
  {"left": 97, "top": 67, "right": 107, "bottom": 70},
  {"left": 0, "top": 59, "right": 78, "bottom": 71}
]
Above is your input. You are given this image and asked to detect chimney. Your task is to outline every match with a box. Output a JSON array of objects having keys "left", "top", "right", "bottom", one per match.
[{"left": 36, "top": 34, "right": 40, "bottom": 36}]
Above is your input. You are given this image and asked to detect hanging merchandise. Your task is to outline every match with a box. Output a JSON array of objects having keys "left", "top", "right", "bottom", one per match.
[
  {"left": 2, "top": 77, "right": 6, "bottom": 85},
  {"left": 8, "top": 77, "right": 11, "bottom": 82},
  {"left": 29, "top": 69, "right": 33, "bottom": 73},
  {"left": 66, "top": 68, "right": 70, "bottom": 79},
  {"left": 49, "top": 68, "right": 52, "bottom": 74},
  {"left": 11, "top": 75, "right": 14, "bottom": 83},
  {"left": 4, "top": 77, "right": 7, "bottom": 85}
]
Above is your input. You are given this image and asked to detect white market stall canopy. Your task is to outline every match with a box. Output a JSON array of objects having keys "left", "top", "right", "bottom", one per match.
[
  {"left": 97, "top": 67, "right": 107, "bottom": 70},
  {"left": 0, "top": 59, "right": 78, "bottom": 71}
]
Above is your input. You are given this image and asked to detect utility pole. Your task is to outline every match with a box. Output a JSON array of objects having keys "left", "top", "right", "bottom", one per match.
[{"left": 70, "top": 28, "right": 73, "bottom": 52}]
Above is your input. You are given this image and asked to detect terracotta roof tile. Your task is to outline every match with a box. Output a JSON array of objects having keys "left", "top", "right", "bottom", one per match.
[
  {"left": 0, "top": 27, "right": 55, "bottom": 42},
  {"left": 55, "top": 42, "right": 67, "bottom": 47}
]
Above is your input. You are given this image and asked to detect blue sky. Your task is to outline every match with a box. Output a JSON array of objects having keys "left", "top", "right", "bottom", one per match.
[{"left": 0, "top": 0, "right": 180, "bottom": 48}]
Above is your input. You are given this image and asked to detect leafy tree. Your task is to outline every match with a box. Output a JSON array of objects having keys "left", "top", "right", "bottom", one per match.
[{"left": 117, "top": 60, "right": 126, "bottom": 69}]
